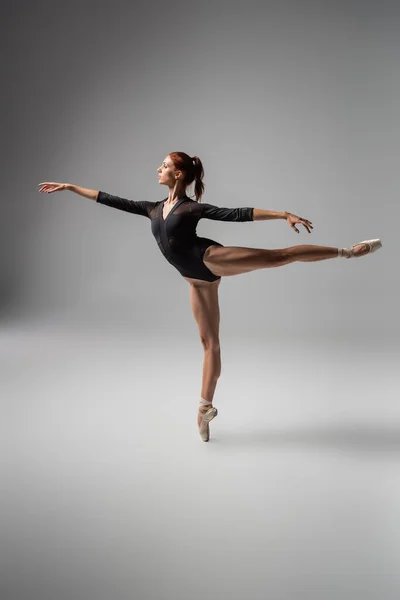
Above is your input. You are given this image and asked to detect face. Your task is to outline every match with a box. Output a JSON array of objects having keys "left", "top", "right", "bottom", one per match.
[{"left": 157, "top": 156, "right": 182, "bottom": 186}]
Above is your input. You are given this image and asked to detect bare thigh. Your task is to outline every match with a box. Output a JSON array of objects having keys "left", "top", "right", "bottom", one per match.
[
  {"left": 202, "top": 244, "right": 337, "bottom": 276},
  {"left": 203, "top": 245, "right": 285, "bottom": 277},
  {"left": 185, "top": 277, "right": 221, "bottom": 344}
]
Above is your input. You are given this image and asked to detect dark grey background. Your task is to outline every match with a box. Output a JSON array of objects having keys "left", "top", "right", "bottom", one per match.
[{"left": 2, "top": 1, "right": 399, "bottom": 599}]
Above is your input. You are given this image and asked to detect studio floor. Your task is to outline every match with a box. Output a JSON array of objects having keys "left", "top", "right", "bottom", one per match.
[{"left": 2, "top": 316, "right": 399, "bottom": 600}]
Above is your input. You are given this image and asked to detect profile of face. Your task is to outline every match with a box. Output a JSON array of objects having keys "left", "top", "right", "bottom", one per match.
[{"left": 157, "top": 156, "right": 183, "bottom": 187}]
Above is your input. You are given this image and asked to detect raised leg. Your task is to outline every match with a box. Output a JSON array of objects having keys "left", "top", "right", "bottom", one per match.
[{"left": 203, "top": 244, "right": 340, "bottom": 277}]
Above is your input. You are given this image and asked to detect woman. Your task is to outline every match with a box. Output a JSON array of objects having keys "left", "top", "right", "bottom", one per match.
[{"left": 38, "top": 151, "right": 382, "bottom": 442}]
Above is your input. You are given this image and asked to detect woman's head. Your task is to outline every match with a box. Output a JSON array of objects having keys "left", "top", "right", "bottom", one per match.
[{"left": 157, "top": 152, "right": 205, "bottom": 202}]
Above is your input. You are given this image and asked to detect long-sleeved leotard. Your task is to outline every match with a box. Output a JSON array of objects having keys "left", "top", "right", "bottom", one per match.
[{"left": 96, "top": 191, "right": 254, "bottom": 281}]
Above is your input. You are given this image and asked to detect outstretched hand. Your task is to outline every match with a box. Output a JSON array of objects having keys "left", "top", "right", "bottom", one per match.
[
  {"left": 38, "top": 182, "right": 68, "bottom": 193},
  {"left": 286, "top": 212, "right": 313, "bottom": 234}
]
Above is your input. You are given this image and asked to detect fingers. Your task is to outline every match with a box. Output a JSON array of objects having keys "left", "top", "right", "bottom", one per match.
[
  {"left": 38, "top": 182, "right": 62, "bottom": 193},
  {"left": 292, "top": 219, "right": 313, "bottom": 234},
  {"left": 39, "top": 187, "right": 57, "bottom": 193},
  {"left": 300, "top": 219, "right": 313, "bottom": 233},
  {"left": 290, "top": 215, "right": 314, "bottom": 233}
]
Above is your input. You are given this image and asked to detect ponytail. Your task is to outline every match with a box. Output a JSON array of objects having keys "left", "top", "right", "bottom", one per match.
[{"left": 192, "top": 155, "right": 205, "bottom": 203}]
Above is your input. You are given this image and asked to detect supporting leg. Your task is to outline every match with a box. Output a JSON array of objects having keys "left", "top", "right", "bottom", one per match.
[
  {"left": 200, "top": 343, "right": 221, "bottom": 403},
  {"left": 188, "top": 280, "right": 222, "bottom": 429}
]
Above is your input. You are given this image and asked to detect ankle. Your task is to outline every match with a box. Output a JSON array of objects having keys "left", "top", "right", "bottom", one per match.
[
  {"left": 337, "top": 247, "right": 352, "bottom": 258},
  {"left": 199, "top": 397, "right": 212, "bottom": 405}
]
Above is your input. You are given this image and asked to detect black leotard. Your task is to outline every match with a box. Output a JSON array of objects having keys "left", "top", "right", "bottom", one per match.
[{"left": 96, "top": 191, "right": 254, "bottom": 281}]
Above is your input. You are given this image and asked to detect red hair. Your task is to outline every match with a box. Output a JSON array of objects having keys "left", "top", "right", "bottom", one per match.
[{"left": 169, "top": 152, "right": 205, "bottom": 203}]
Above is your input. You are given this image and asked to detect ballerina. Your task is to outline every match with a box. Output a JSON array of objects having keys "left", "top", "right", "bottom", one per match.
[{"left": 38, "top": 151, "right": 382, "bottom": 442}]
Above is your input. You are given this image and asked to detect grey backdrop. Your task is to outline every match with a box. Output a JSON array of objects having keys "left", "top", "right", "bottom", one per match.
[{"left": 2, "top": 1, "right": 399, "bottom": 600}]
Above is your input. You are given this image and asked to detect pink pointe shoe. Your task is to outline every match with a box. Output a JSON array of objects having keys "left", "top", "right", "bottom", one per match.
[
  {"left": 339, "top": 239, "right": 382, "bottom": 258},
  {"left": 198, "top": 398, "right": 218, "bottom": 442}
]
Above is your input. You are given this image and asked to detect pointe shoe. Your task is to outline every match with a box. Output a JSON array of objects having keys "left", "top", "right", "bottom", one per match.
[
  {"left": 340, "top": 239, "right": 382, "bottom": 258},
  {"left": 198, "top": 399, "right": 218, "bottom": 442}
]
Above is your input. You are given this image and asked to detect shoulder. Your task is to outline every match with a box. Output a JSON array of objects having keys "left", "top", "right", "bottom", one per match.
[{"left": 184, "top": 197, "right": 202, "bottom": 211}]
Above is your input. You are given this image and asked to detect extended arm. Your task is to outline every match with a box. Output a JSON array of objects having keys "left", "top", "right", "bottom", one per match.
[
  {"left": 96, "top": 191, "right": 153, "bottom": 218},
  {"left": 252, "top": 208, "right": 288, "bottom": 221},
  {"left": 67, "top": 184, "right": 99, "bottom": 200},
  {"left": 253, "top": 207, "right": 313, "bottom": 233},
  {"left": 200, "top": 203, "right": 287, "bottom": 222},
  {"left": 38, "top": 182, "right": 154, "bottom": 219},
  {"left": 59, "top": 185, "right": 146, "bottom": 212}
]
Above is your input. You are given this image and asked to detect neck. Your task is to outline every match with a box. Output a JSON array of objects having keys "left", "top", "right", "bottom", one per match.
[{"left": 167, "top": 181, "right": 186, "bottom": 203}]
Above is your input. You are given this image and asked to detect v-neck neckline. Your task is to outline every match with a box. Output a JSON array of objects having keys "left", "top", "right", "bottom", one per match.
[{"left": 161, "top": 196, "right": 186, "bottom": 222}]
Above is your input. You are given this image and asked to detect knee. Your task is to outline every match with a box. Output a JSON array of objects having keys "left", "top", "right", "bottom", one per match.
[
  {"left": 200, "top": 337, "right": 221, "bottom": 352},
  {"left": 268, "top": 248, "right": 290, "bottom": 264}
]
